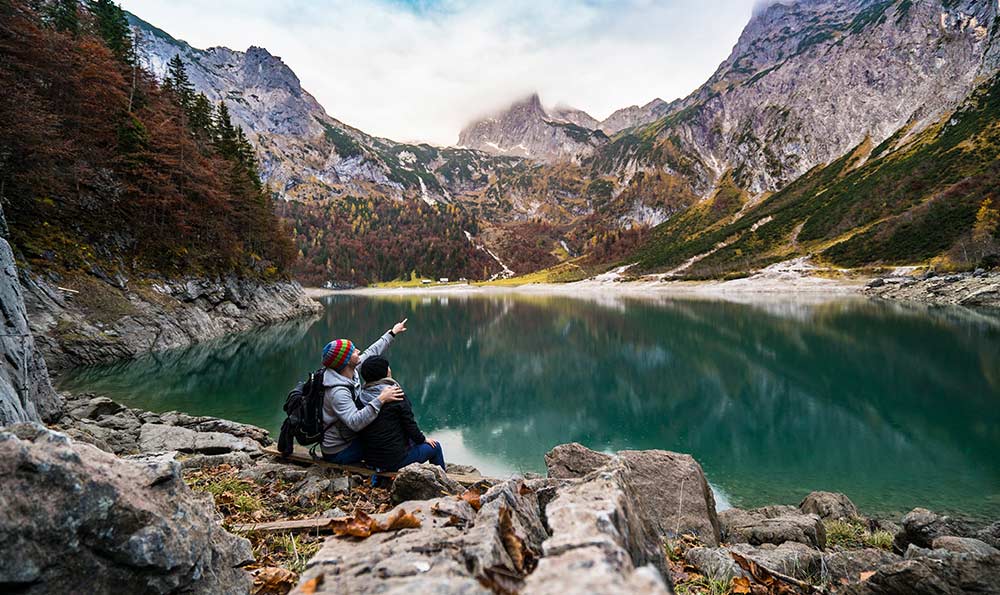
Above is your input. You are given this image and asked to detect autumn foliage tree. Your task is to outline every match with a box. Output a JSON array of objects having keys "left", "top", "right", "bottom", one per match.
[{"left": 0, "top": 0, "right": 294, "bottom": 278}]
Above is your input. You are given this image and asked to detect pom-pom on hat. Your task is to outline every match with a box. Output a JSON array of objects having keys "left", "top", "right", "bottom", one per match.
[{"left": 322, "top": 339, "right": 355, "bottom": 371}]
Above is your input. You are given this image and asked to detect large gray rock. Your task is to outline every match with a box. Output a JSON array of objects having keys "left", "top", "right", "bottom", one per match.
[
  {"left": 390, "top": 462, "right": 464, "bottom": 504},
  {"left": 530, "top": 461, "right": 671, "bottom": 589},
  {"left": 823, "top": 548, "right": 902, "bottom": 584},
  {"left": 0, "top": 424, "right": 252, "bottom": 594},
  {"left": 687, "top": 542, "right": 829, "bottom": 583},
  {"left": 544, "top": 442, "right": 613, "bottom": 479},
  {"left": 293, "top": 479, "right": 547, "bottom": 594},
  {"left": 0, "top": 211, "right": 61, "bottom": 424},
  {"left": 839, "top": 549, "right": 1000, "bottom": 595},
  {"left": 799, "top": 491, "right": 860, "bottom": 520},
  {"left": 931, "top": 536, "right": 1000, "bottom": 557},
  {"left": 894, "top": 507, "right": 967, "bottom": 550},
  {"left": 617, "top": 449, "right": 721, "bottom": 547},
  {"left": 138, "top": 422, "right": 262, "bottom": 455},
  {"left": 685, "top": 547, "right": 746, "bottom": 582},
  {"left": 719, "top": 506, "right": 826, "bottom": 549},
  {"left": 544, "top": 443, "right": 721, "bottom": 547},
  {"left": 977, "top": 521, "right": 1000, "bottom": 548}
]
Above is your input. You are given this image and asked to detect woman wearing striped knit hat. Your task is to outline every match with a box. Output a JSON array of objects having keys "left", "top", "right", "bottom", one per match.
[{"left": 319, "top": 319, "right": 408, "bottom": 465}]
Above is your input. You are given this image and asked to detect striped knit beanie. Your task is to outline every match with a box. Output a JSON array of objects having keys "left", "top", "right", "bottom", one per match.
[{"left": 322, "top": 339, "right": 355, "bottom": 371}]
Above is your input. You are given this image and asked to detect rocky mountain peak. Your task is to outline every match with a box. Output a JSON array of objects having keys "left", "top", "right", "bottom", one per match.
[
  {"left": 548, "top": 104, "right": 600, "bottom": 130},
  {"left": 598, "top": 97, "right": 674, "bottom": 134},
  {"left": 457, "top": 93, "right": 607, "bottom": 163}
]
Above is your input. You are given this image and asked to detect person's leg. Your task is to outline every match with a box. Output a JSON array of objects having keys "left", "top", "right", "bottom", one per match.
[
  {"left": 428, "top": 442, "right": 445, "bottom": 471},
  {"left": 322, "top": 439, "right": 364, "bottom": 465},
  {"left": 397, "top": 442, "right": 446, "bottom": 472}
]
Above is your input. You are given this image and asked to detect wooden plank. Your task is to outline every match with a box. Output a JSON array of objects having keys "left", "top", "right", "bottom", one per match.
[
  {"left": 261, "top": 444, "right": 490, "bottom": 485},
  {"left": 231, "top": 517, "right": 333, "bottom": 533}
]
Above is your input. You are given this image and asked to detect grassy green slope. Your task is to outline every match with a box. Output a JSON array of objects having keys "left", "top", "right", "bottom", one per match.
[{"left": 630, "top": 74, "right": 1000, "bottom": 276}]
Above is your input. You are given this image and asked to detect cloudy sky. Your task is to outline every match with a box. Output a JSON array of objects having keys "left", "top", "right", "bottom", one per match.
[{"left": 120, "top": 0, "right": 761, "bottom": 145}]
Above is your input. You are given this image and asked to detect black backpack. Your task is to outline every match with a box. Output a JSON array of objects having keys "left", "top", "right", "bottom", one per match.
[{"left": 277, "top": 368, "right": 331, "bottom": 456}]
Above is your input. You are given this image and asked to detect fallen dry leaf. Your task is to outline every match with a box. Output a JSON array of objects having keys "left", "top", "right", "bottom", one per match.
[
  {"left": 299, "top": 574, "right": 323, "bottom": 595},
  {"left": 382, "top": 507, "right": 422, "bottom": 531},
  {"left": 732, "top": 576, "right": 752, "bottom": 594},
  {"left": 860, "top": 570, "right": 876, "bottom": 582},
  {"left": 330, "top": 510, "right": 377, "bottom": 538},
  {"left": 250, "top": 566, "right": 297, "bottom": 595},
  {"left": 460, "top": 488, "right": 482, "bottom": 511},
  {"left": 331, "top": 508, "right": 421, "bottom": 538}
]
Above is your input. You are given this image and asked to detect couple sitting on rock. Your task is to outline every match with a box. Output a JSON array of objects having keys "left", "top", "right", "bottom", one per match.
[{"left": 318, "top": 318, "right": 445, "bottom": 472}]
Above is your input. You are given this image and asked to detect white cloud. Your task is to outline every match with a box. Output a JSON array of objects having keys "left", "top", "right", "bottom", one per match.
[{"left": 121, "top": 0, "right": 757, "bottom": 145}]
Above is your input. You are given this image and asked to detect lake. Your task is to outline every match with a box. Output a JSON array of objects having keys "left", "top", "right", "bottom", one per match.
[{"left": 58, "top": 292, "right": 1000, "bottom": 521}]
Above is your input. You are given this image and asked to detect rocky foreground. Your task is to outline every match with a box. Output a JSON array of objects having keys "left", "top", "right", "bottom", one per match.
[{"left": 1, "top": 393, "right": 998, "bottom": 595}]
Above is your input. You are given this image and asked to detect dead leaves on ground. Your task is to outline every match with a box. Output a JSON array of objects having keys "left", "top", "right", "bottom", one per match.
[
  {"left": 250, "top": 567, "right": 297, "bottom": 595},
  {"left": 298, "top": 574, "right": 323, "bottom": 595},
  {"left": 460, "top": 488, "right": 482, "bottom": 511},
  {"left": 731, "top": 552, "right": 824, "bottom": 595},
  {"left": 330, "top": 508, "right": 422, "bottom": 538}
]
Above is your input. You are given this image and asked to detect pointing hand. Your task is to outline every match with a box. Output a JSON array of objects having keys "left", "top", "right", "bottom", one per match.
[{"left": 392, "top": 318, "right": 408, "bottom": 335}]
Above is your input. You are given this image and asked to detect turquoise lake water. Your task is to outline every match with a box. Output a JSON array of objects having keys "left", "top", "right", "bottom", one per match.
[{"left": 58, "top": 293, "right": 1000, "bottom": 521}]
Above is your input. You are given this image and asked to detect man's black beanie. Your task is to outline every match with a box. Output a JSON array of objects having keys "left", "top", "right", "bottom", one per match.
[{"left": 360, "top": 355, "right": 390, "bottom": 383}]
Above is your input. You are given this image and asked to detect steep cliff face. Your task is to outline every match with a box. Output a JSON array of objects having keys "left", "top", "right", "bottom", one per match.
[
  {"left": 458, "top": 94, "right": 609, "bottom": 163},
  {"left": 130, "top": 13, "right": 520, "bottom": 206},
  {"left": 0, "top": 206, "right": 60, "bottom": 425},
  {"left": 599, "top": 0, "right": 999, "bottom": 200}
]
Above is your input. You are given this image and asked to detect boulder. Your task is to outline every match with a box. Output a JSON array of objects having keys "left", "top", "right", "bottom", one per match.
[
  {"left": 138, "top": 422, "right": 262, "bottom": 455},
  {"left": 976, "top": 521, "right": 1000, "bottom": 548},
  {"left": 536, "top": 461, "right": 668, "bottom": 577},
  {"left": 931, "top": 536, "right": 1000, "bottom": 557},
  {"left": 617, "top": 449, "right": 721, "bottom": 547},
  {"left": 798, "top": 491, "right": 860, "bottom": 520},
  {"left": 0, "top": 423, "right": 252, "bottom": 594},
  {"left": 730, "top": 542, "right": 824, "bottom": 582},
  {"left": 179, "top": 451, "right": 255, "bottom": 470},
  {"left": 157, "top": 411, "right": 272, "bottom": 446},
  {"left": 292, "top": 481, "right": 544, "bottom": 594},
  {"left": 65, "top": 395, "right": 126, "bottom": 421},
  {"left": 687, "top": 542, "right": 829, "bottom": 583},
  {"left": 544, "top": 442, "right": 613, "bottom": 479},
  {"left": 719, "top": 506, "right": 826, "bottom": 549},
  {"left": 290, "top": 468, "right": 350, "bottom": 506},
  {"left": 61, "top": 417, "right": 140, "bottom": 454},
  {"left": 823, "top": 548, "right": 901, "bottom": 584},
  {"left": 524, "top": 546, "right": 670, "bottom": 595},
  {"left": 391, "top": 462, "right": 464, "bottom": 504},
  {"left": 894, "top": 508, "right": 967, "bottom": 550},
  {"left": 838, "top": 549, "right": 1000, "bottom": 595},
  {"left": 685, "top": 547, "right": 745, "bottom": 582},
  {"left": 237, "top": 460, "right": 309, "bottom": 484},
  {"left": 446, "top": 463, "right": 481, "bottom": 476}
]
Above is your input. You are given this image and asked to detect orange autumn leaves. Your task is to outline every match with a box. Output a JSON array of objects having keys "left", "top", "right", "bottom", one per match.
[{"left": 330, "top": 508, "right": 422, "bottom": 538}]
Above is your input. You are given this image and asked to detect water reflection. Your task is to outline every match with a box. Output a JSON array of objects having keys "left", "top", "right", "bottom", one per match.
[{"left": 59, "top": 294, "right": 1000, "bottom": 520}]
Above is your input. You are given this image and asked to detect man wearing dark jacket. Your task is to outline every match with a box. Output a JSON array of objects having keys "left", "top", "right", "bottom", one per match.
[{"left": 357, "top": 356, "right": 445, "bottom": 471}]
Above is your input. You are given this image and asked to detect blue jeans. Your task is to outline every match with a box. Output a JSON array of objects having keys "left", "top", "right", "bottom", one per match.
[
  {"left": 397, "top": 442, "right": 445, "bottom": 471},
  {"left": 322, "top": 440, "right": 364, "bottom": 465}
]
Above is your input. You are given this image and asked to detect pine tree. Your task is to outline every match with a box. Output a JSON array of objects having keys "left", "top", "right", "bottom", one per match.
[
  {"left": 89, "top": 0, "right": 133, "bottom": 64},
  {"left": 47, "top": 0, "right": 79, "bottom": 34},
  {"left": 213, "top": 100, "right": 238, "bottom": 156},
  {"left": 164, "top": 55, "right": 194, "bottom": 111},
  {"left": 188, "top": 92, "right": 213, "bottom": 136}
]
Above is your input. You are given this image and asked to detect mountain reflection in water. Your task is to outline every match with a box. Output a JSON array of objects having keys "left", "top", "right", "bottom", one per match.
[{"left": 59, "top": 293, "right": 1000, "bottom": 520}]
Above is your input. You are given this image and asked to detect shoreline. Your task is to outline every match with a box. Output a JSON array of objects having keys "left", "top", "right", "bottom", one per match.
[{"left": 304, "top": 275, "right": 867, "bottom": 300}]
